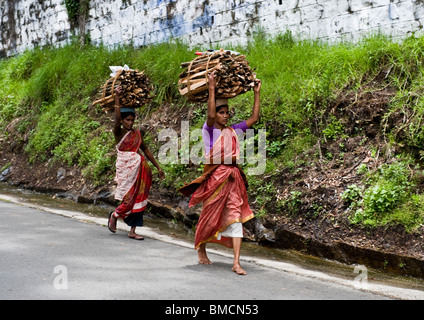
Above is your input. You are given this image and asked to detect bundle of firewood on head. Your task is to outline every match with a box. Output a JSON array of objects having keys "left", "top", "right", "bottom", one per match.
[
  {"left": 92, "top": 65, "right": 154, "bottom": 112},
  {"left": 178, "top": 49, "right": 256, "bottom": 103}
]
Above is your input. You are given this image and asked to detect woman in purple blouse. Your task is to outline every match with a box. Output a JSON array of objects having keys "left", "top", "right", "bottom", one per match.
[{"left": 180, "top": 71, "right": 261, "bottom": 275}]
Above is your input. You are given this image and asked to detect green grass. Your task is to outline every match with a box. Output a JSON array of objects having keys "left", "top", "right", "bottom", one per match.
[
  {"left": 3, "top": 33, "right": 424, "bottom": 230},
  {"left": 0, "top": 40, "right": 194, "bottom": 184}
]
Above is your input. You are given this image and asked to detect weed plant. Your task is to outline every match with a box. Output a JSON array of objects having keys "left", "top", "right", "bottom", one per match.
[{"left": 346, "top": 160, "right": 421, "bottom": 230}]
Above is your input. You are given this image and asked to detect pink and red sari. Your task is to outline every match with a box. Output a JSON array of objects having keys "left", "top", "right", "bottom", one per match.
[
  {"left": 113, "top": 129, "right": 152, "bottom": 219},
  {"left": 180, "top": 126, "right": 254, "bottom": 249}
]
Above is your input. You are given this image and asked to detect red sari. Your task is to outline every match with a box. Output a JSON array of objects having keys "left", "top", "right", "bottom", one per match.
[
  {"left": 114, "top": 129, "right": 152, "bottom": 219},
  {"left": 180, "top": 126, "right": 254, "bottom": 249}
]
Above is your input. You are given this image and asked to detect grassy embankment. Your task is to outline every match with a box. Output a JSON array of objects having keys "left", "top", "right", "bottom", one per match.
[{"left": 2, "top": 33, "right": 424, "bottom": 231}]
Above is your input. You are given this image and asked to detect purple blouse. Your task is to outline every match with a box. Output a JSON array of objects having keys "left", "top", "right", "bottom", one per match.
[{"left": 202, "top": 120, "right": 249, "bottom": 154}]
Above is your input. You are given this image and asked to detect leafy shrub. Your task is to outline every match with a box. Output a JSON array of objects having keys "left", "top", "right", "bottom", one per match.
[
  {"left": 341, "top": 184, "right": 362, "bottom": 207},
  {"left": 349, "top": 160, "right": 416, "bottom": 227},
  {"left": 323, "top": 116, "right": 344, "bottom": 141},
  {"left": 266, "top": 140, "right": 286, "bottom": 157}
]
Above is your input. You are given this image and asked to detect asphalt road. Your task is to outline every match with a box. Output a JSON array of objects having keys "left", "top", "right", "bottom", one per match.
[{"left": 0, "top": 196, "right": 422, "bottom": 303}]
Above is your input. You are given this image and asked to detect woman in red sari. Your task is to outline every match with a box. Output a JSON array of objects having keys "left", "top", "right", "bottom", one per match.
[
  {"left": 180, "top": 72, "right": 261, "bottom": 275},
  {"left": 108, "top": 86, "right": 165, "bottom": 240}
]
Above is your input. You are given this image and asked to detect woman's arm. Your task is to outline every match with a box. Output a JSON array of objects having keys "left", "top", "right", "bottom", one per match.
[
  {"left": 140, "top": 141, "right": 165, "bottom": 180},
  {"left": 113, "top": 86, "right": 123, "bottom": 140},
  {"left": 245, "top": 79, "right": 261, "bottom": 128},
  {"left": 206, "top": 71, "right": 217, "bottom": 127}
]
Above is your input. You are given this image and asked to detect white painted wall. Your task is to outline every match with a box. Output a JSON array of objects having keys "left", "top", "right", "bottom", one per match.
[{"left": 1, "top": 0, "right": 424, "bottom": 57}]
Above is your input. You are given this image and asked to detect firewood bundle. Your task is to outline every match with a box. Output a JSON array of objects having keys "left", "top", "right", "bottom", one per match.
[
  {"left": 178, "top": 49, "right": 256, "bottom": 102},
  {"left": 92, "top": 69, "right": 154, "bottom": 111}
]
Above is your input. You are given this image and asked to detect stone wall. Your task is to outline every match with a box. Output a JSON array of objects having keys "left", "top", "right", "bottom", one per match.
[
  {"left": 2, "top": 0, "right": 424, "bottom": 57},
  {"left": 0, "top": 0, "right": 70, "bottom": 57}
]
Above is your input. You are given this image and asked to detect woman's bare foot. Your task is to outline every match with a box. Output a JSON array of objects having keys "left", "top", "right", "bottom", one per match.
[
  {"left": 197, "top": 244, "right": 212, "bottom": 265},
  {"left": 232, "top": 264, "right": 247, "bottom": 275}
]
